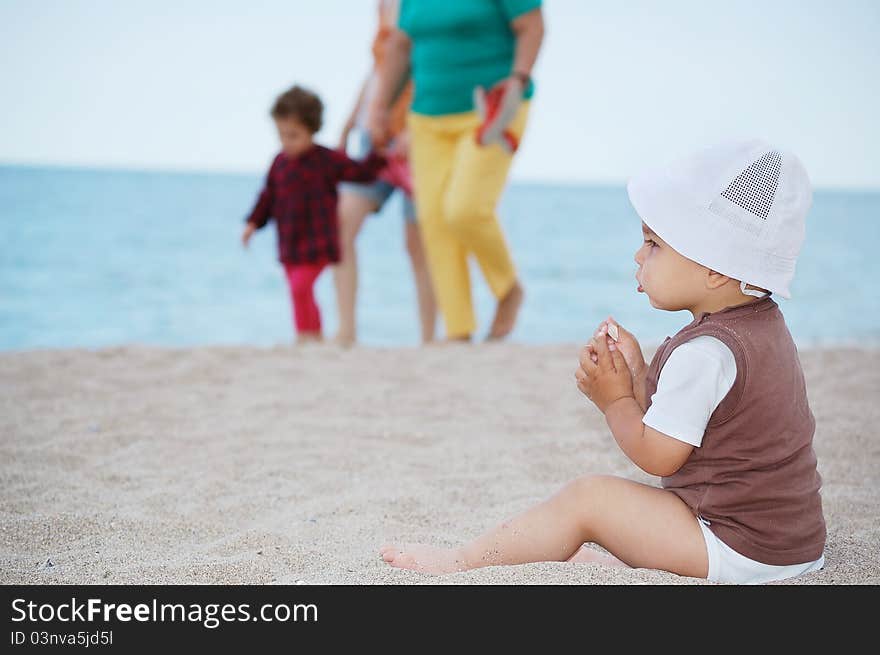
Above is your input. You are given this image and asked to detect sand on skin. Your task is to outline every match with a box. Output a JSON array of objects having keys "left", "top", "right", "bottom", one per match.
[{"left": 1, "top": 343, "right": 877, "bottom": 585}]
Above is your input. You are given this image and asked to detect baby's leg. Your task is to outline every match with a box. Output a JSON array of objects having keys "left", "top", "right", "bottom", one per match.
[
  {"left": 380, "top": 475, "right": 708, "bottom": 578},
  {"left": 566, "top": 545, "right": 628, "bottom": 568}
]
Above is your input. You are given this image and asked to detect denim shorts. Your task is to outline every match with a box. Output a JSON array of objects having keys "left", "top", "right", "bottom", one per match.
[
  {"left": 339, "top": 179, "right": 416, "bottom": 223},
  {"left": 339, "top": 126, "right": 416, "bottom": 223}
]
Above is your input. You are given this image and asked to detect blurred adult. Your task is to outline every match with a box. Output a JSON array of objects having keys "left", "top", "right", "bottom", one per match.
[
  {"left": 334, "top": 0, "right": 436, "bottom": 347},
  {"left": 368, "top": 0, "right": 545, "bottom": 341}
]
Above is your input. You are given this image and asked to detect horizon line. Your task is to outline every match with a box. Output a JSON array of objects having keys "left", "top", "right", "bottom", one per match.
[{"left": 2, "top": 159, "right": 879, "bottom": 194}]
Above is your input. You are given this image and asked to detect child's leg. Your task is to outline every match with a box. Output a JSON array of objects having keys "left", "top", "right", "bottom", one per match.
[
  {"left": 380, "top": 474, "right": 709, "bottom": 578},
  {"left": 403, "top": 218, "right": 437, "bottom": 344},
  {"left": 332, "top": 191, "right": 376, "bottom": 346},
  {"left": 283, "top": 262, "right": 327, "bottom": 341}
]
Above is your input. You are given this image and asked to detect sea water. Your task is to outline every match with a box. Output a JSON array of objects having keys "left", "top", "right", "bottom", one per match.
[{"left": 1, "top": 165, "right": 877, "bottom": 351}]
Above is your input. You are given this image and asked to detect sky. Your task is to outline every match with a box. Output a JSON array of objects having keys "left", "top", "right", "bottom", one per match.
[{"left": 1, "top": 0, "right": 878, "bottom": 189}]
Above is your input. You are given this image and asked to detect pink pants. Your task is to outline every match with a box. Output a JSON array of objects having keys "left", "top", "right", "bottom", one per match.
[{"left": 282, "top": 262, "right": 326, "bottom": 333}]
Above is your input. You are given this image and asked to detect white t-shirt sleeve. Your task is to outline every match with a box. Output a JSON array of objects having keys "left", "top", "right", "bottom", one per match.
[{"left": 642, "top": 336, "right": 737, "bottom": 447}]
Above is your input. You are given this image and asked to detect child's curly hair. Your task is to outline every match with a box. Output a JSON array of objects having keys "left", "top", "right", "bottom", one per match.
[{"left": 271, "top": 85, "right": 323, "bottom": 133}]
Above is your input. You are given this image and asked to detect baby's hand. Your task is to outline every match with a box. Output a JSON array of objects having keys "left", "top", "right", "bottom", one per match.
[
  {"left": 575, "top": 333, "right": 634, "bottom": 413},
  {"left": 390, "top": 129, "right": 411, "bottom": 158},
  {"left": 241, "top": 222, "right": 256, "bottom": 249},
  {"left": 591, "top": 317, "right": 646, "bottom": 379}
]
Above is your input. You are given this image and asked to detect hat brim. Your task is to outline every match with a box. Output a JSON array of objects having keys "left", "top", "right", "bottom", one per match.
[{"left": 626, "top": 166, "right": 792, "bottom": 299}]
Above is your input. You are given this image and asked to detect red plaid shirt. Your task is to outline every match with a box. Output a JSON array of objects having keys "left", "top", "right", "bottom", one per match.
[{"left": 245, "top": 145, "right": 386, "bottom": 265}]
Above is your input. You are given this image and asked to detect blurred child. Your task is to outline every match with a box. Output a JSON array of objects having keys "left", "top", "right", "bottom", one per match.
[
  {"left": 379, "top": 139, "right": 827, "bottom": 584},
  {"left": 242, "top": 85, "right": 386, "bottom": 342}
]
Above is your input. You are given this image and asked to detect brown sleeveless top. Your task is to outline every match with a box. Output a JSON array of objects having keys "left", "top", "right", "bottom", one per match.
[{"left": 645, "top": 296, "right": 826, "bottom": 565}]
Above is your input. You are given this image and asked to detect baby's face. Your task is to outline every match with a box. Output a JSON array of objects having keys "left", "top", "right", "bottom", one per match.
[
  {"left": 274, "top": 117, "right": 314, "bottom": 159},
  {"left": 633, "top": 222, "right": 709, "bottom": 311}
]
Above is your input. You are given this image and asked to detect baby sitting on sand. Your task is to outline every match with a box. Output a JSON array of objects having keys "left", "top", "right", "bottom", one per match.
[{"left": 379, "top": 138, "right": 827, "bottom": 584}]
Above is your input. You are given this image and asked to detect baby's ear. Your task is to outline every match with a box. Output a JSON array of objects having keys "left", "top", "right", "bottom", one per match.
[{"left": 706, "top": 269, "right": 733, "bottom": 290}]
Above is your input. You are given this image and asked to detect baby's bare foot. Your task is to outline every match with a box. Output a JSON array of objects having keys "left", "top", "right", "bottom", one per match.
[{"left": 379, "top": 543, "right": 469, "bottom": 575}]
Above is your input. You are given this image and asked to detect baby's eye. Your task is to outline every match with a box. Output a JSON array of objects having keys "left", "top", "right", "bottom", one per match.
[{"left": 644, "top": 239, "right": 656, "bottom": 248}]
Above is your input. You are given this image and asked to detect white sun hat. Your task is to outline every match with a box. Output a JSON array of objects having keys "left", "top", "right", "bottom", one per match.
[{"left": 626, "top": 138, "right": 813, "bottom": 298}]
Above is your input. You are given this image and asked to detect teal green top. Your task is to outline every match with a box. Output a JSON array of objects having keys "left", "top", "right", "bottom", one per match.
[{"left": 398, "top": 0, "right": 540, "bottom": 116}]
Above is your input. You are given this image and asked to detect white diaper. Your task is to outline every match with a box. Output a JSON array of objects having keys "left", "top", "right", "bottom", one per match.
[{"left": 697, "top": 517, "right": 825, "bottom": 584}]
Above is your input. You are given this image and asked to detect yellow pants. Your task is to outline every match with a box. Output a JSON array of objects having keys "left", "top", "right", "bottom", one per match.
[{"left": 407, "top": 103, "right": 530, "bottom": 338}]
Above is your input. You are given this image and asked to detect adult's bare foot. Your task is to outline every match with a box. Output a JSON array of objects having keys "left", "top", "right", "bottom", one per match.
[
  {"left": 487, "top": 280, "right": 524, "bottom": 340},
  {"left": 379, "top": 543, "right": 469, "bottom": 574}
]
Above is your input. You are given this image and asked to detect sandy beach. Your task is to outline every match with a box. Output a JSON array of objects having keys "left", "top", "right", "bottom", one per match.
[{"left": 1, "top": 342, "right": 878, "bottom": 585}]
